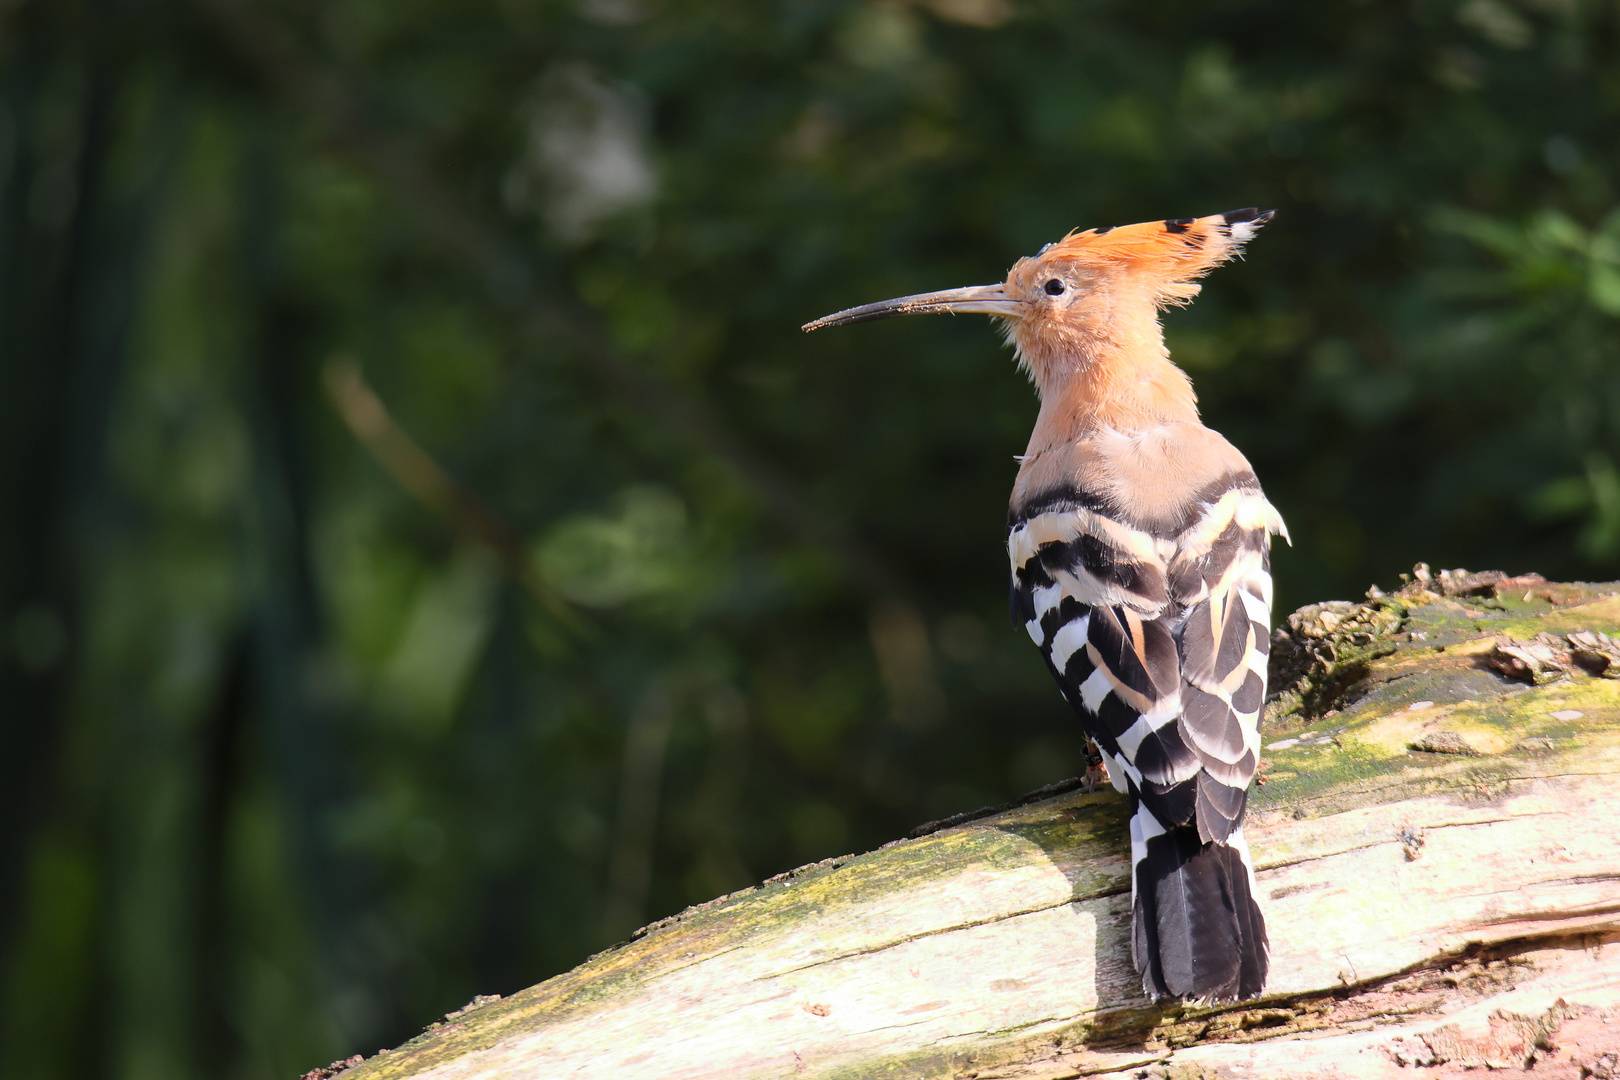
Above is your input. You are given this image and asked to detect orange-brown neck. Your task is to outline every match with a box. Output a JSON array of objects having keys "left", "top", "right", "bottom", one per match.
[{"left": 1010, "top": 291, "right": 1199, "bottom": 457}]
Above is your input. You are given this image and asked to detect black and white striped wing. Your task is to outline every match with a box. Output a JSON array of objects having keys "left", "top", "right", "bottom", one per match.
[
  {"left": 1007, "top": 490, "right": 1200, "bottom": 822},
  {"left": 1010, "top": 480, "right": 1285, "bottom": 1002},
  {"left": 1169, "top": 483, "right": 1287, "bottom": 843}
]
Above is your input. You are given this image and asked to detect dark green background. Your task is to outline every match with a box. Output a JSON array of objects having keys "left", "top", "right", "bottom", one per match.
[{"left": 5, "top": 0, "right": 1619, "bottom": 1075}]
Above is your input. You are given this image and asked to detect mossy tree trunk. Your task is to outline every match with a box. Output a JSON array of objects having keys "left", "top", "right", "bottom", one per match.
[{"left": 332, "top": 574, "right": 1620, "bottom": 1080}]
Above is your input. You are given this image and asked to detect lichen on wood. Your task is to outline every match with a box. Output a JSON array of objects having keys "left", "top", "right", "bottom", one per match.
[{"left": 336, "top": 569, "right": 1620, "bottom": 1080}]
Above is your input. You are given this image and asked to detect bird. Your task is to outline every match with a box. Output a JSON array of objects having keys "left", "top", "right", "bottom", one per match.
[{"left": 803, "top": 208, "right": 1286, "bottom": 1002}]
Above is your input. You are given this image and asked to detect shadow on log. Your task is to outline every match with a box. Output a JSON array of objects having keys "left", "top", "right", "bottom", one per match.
[{"left": 335, "top": 571, "right": 1620, "bottom": 1080}]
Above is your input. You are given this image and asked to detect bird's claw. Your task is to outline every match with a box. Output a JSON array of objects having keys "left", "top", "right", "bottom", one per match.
[{"left": 1082, "top": 741, "right": 1110, "bottom": 793}]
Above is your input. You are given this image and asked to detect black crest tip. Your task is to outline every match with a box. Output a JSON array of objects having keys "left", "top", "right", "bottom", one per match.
[{"left": 1221, "top": 207, "right": 1275, "bottom": 227}]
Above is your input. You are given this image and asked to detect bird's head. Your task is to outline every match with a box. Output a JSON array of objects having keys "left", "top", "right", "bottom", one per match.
[{"left": 804, "top": 208, "right": 1272, "bottom": 415}]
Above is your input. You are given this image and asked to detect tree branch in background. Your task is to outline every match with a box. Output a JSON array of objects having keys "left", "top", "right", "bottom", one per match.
[
  {"left": 190, "top": 0, "right": 906, "bottom": 608},
  {"left": 322, "top": 360, "right": 586, "bottom": 635}
]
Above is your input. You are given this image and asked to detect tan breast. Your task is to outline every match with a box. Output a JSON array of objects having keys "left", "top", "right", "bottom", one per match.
[{"left": 1011, "top": 421, "right": 1259, "bottom": 535}]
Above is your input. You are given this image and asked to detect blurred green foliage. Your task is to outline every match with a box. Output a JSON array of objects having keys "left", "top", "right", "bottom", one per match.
[{"left": 5, "top": 0, "right": 1620, "bottom": 1076}]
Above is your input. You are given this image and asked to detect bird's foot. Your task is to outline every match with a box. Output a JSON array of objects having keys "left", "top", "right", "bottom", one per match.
[{"left": 1082, "top": 740, "right": 1110, "bottom": 793}]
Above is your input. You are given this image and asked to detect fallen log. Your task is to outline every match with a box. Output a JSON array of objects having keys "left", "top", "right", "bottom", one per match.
[{"left": 339, "top": 570, "right": 1620, "bottom": 1080}]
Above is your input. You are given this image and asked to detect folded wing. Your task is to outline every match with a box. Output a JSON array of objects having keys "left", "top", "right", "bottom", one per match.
[{"left": 1009, "top": 473, "right": 1284, "bottom": 1001}]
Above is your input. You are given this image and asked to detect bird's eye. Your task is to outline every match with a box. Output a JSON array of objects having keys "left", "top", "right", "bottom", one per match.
[{"left": 1044, "top": 279, "right": 1065, "bottom": 296}]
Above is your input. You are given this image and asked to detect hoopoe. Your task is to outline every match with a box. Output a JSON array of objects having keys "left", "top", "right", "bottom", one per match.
[{"left": 804, "top": 209, "right": 1286, "bottom": 1002}]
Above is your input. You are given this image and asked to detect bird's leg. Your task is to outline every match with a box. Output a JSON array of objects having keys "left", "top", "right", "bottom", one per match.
[{"left": 1083, "top": 738, "right": 1110, "bottom": 793}]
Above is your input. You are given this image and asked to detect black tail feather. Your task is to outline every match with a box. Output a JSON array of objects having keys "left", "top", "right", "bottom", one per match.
[{"left": 1132, "top": 812, "right": 1268, "bottom": 1001}]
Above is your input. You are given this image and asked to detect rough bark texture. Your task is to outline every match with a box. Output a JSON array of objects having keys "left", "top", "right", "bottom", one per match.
[{"left": 333, "top": 571, "right": 1620, "bottom": 1080}]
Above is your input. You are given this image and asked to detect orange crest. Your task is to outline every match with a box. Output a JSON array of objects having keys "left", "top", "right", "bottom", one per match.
[{"left": 1014, "top": 208, "right": 1273, "bottom": 308}]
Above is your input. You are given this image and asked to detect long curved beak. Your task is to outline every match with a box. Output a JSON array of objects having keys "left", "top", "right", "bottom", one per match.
[{"left": 801, "top": 284, "right": 1020, "bottom": 332}]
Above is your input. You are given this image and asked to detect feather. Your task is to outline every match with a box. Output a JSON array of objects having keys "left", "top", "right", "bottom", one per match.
[
  {"left": 1032, "top": 209, "right": 1275, "bottom": 310},
  {"left": 1131, "top": 811, "right": 1268, "bottom": 1000},
  {"left": 1194, "top": 770, "right": 1247, "bottom": 844},
  {"left": 1009, "top": 464, "right": 1282, "bottom": 1002}
]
